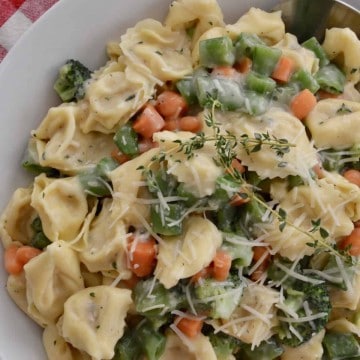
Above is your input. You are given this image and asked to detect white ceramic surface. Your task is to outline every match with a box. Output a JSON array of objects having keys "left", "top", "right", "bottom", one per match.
[{"left": 0, "top": 0, "right": 358, "bottom": 358}]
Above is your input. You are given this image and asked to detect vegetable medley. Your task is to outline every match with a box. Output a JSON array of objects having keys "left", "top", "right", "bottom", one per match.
[{"left": 2, "top": 0, "right": 360, "bottom": 359}]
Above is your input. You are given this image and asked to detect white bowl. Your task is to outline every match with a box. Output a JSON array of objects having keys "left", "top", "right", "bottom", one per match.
[{"left": 0, "top": 0, "right": 358, "bottom": 358}]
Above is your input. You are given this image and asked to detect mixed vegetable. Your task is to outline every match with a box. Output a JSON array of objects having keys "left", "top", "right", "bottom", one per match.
[{"left": 3, "top": 5, "right": 360, "bottom": 360}]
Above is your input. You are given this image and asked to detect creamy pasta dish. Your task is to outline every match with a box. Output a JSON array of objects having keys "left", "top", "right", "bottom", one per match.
[{"left": 2, "top": 0, "right": 360, "bottom": 359}]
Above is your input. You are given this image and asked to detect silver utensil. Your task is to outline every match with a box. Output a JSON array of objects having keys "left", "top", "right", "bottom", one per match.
[{"left": 273, "top": 0, "right": 360, "bottom": 41}]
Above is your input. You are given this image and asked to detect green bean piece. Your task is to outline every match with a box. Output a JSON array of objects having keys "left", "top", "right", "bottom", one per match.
[
  {"left": 212, "top": 174, "right": 241, "bottom": 204},
  {"left": 176, "top": 78, "right": 198, "bottom": 105},
  {"left": 302, "top": 37, "right": 329, "bottom": 67},
  {"left": 176, "top": 183, "right": 199, "bottom": 207},
  {"left": 176, "top": 67, "right": 209, "bottom": 106},
  {"left": 315, "top": 64, "right": 346, "bottom": 94},
  {"left": 136, "top": 322, "right": 166, "bottom": 360},
  {"left": 199, "top": 36, "right": 235, "bottom": 68},
  {"left": 113, "top": 122, "right": 139, "bottom": 156},
  {"left": 195, "top": 76, "right": 244, "bottom": 110},
  {"left": 146, "top": 168, "right": 178, "bottom": 197},
  {"left": 78, "top": 157, "right": 117, "bottom": 197},
  {"left": 252, "top": 45, "right": 282, "bottom": 76},
  {"left": 272, "top": 83, "right": 300, "bottom": 104},
  {"left": 322, "top": 332, "right": 360, "bottom": 359},
  {"left": 150, "top": 203, "right": 183, "bottom": 236},
  {"left": 112, "top": 329, "right": 141, "bottom": 360},
  {"left": 216, "top": 203, "right": 237, "bottom": 232},
  {"left": 96, "top": 157, "right": 118, "bottom": 176},
  {"left": 291, "top": 69, "right": 320, "bottom": 93},
  {"left": 234, "top": 32, "right": 265, "bottom": 60},
  {"left": 242, "top": 91, "right": 269, "bottom": 115},
  {"left": 245, "top": 72, "right": 276, "bottom": 94}
]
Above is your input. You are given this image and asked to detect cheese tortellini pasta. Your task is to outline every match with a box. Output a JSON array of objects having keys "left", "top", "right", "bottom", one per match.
[{"left": 2, "top": 0, "right": 360, "bottom": 359}]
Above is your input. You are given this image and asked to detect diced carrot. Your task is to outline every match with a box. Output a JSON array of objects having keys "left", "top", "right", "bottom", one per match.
[
  {"left": 343, "top": 169, "right": 360, "bottom": 187},
  {"left": 127, "top": 236, "right": 157, "bottom": 277},
  {"left": 271, "top": 56, "right": 295, "bottom": 83},
  {"left": 155, "top": 91, "right": 188, "bottom": 118},
  {"left": 4, "top": 245, "right": 42, "bottom": 275},
  {"left": 179, "top": 116, "right": 203, "bottom": 133},
  {"left": 290, "top": 89, "right": 317, "bottom": 120},
  {"left": 211, "top": 66, "right": 236, "bottom": 77},
  {"left": 190, "top": 266, "right": 212, "bottom": 284},
  {"left": 317, "top": 90, "right": 339, "bottom": 100},
  {"left": 4, "top": 245, "right": 22, "bottom": 275},
  {"left": 111, "top": 148, "right": 130, "bottom": 164},
  {"left": 340, "top": 228, "right": 360, "bottom": 256},
  {"left": 15, "top": 246, "right": 42, "bottom": 266},
  {"left": 175, "top": 316, "right": 203, "bottom": 338},
  {"left": 234, "top": 57, "right": 252, "bottom": 74},
  {"left": 138, "top": 138, "right": 157, "bottom": 153},
  {"left": 133, "top": 104, "right": 165, "bottom": 138},
  {"left": 250, "top": 246, "right": 271, "bottom": 282},
  {"left": 163, "top": 118, "right": 180, "bottom": 131},
  {"left": 313, "top": 163, "right": 325, "bottom": 179},
  {"left": 228, "top": 158, "right": 245, "bottom": 174},
  {"left": 213, "top": 250, "right": 232, "bottom": 281},
  {"left": 229, "top": 193, "right": 250, "bottom": 207}
]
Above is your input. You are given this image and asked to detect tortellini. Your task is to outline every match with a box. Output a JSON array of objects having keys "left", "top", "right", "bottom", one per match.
[
  {"left": 160, "top": 332, "right": 217, "bottom": 360},
  {"left": 165, "top": 0, "right": 224, "bottom": 46},
  {"left": 24, "top": 241, "right": 84, "bottom": 325},
  {"left": 110, "top": 148, "right": 159, "bottom": 227},
  {"left": 31, "top": 174, "right": 88, "bottom": 243},
  {"left": 155, "top": 216, "right": 222, "bottom": 288},
  {"left": 218, "top": 284, "right": 279, "bottom": 346},
  {"left": 83, "top": 69, "right": 155, "bottom": 133},
  {"left": 305, "top": 99, "right": 360, "bottom": 149},
  {"left": 0, "top": 187, "right": 36, "bottom": 247},
  {"left": 59, "top": 286, "right": 132, "bottom": 360},
  {"left": 330, "top": 273, "right": 360, "bottom": 311},
  {"left": 120, "top": 19, "right": 192, "bottom": 82},
  {"left": 266, "top": 175, "right": 360, "bottom": 260},
  {"left": 226, "top": 8, "right": 285, "bottom": 44},
  {"left": 274, "top": 33, "right": 319, "bottom": 74},
  {"left": 154, "top": 131, "right": 223, "bottom": 197},
  {"left": 7, "top": 273, "right": 31, "bottom": 320},
  {"left": 322, "top": 27, "right": 360, "bottom": 83},
  {"left": 33, "top": 103, "right": 115, "bottom": 172},
  {"left": 43, "top": 324, "right": 91, "bottom": 360},
  {"left": 222, "top": 108, "right": 318, "bottom": 179},
  {"left": 80, "top": 198, "right": 131, "bottom": 277},
  {"left": 281, "top": 330, "right": 325, "bottom": 360}
]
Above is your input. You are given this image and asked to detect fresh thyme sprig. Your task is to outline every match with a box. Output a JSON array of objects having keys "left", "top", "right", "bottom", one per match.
[{"left": 173, "top": 95, "right": 294, "bottom": 170}]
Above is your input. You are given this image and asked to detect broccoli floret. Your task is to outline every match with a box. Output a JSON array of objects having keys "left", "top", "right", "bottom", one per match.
[
  {"left": 113, "top": 321, "right": 166, "bottom": 360},
  {"left": 221, "top": 233, "right": 253, "bottom": 268},
  {"left": 193, "top": 275, "right": 243, "bottom": 319},
  {"left": 209, "top": 332, "right": 241, "bottom": 358},
  {"left": 133, "top": 278, "right": 186, "bottom": 329},
  {"left": 277, "top": 277, "right": 331, "bottom": 347},
  {"left": 240, "top": 337, "right": 283, "bottom": 360},
  {"left": 54, "top": 59, "right": 92, "bottom": 102},
  {"left": 322, "top": 332, "right": 360, "bottom": 359}
]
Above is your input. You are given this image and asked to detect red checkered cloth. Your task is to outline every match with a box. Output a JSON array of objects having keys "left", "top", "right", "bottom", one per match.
[{"left": 0, "top": 0, "right": 59, "bottom": 63}]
